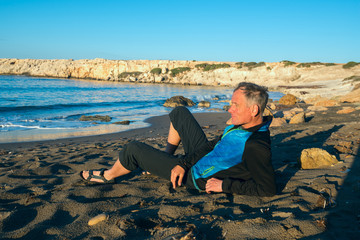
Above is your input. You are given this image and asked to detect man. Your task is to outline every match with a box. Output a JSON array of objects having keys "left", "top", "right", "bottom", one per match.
[{"left": 80, "top": 82, "right": 276, "bottom": 196}]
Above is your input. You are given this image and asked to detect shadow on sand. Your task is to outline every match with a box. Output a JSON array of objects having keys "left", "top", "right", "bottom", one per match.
[{"left": 271, "top": 125, "right": 344, "bottom": 193}]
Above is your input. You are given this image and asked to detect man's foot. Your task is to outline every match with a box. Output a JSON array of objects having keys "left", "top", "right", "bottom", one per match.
[{"left": 80, "top": 169, "right": 115, "bottom": 184}]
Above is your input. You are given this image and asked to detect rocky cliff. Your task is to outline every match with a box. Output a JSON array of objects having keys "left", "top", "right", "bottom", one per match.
[{"left": 1, "top": 58, "right": 359, "bottom": 99}]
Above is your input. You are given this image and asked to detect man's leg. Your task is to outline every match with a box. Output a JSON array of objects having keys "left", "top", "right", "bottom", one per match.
[
  {"left": 81, "top": 141, "right": 181, "bottom": 183},
  {"left": 119, "top": 141, "right": 181, "bottom": 179},
  {"left": 81, "top": 158, "right": 131, "bottom": 183},
  {"left": 165, "top": 122, "right": 180, "bottom": 155},
  {"left": 169, "top": 106, "right": 208, "bottom": 155}
]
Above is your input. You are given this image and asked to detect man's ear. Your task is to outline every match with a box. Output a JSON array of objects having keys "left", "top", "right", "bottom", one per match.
[{"left": 250, "top": 104, "right": 260, "bottom": 117}]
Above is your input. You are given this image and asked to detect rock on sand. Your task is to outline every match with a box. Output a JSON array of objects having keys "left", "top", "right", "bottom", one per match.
[{"left": 299, "top": 148, "right": 339, "bottom": 169}]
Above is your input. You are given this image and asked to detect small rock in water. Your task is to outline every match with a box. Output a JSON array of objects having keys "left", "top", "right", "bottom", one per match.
[
  {"left": 163, "top": 96, "right": 195, "bottom": 108},
  {"left": 223, "top": 105, "right": 230, "bottom": 111},
  {"left": 113, "top": 120, "right": 131, "bottom": 125},
  {"left": 88, "top": 213, "right": 108, "bottom": 226},
  {"left": 80, "top": 115, "right": 112, "bottom": 122},
  {"left": 198, "top": 101, "right": 211, "bottom": 108}
]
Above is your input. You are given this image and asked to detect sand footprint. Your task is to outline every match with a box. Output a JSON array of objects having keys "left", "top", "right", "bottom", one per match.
[{"left": 2, "top": 208, "right": 37, "bottom": 232}]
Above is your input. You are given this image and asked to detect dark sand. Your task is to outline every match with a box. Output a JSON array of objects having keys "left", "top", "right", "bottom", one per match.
[{"left": 0, "top": 106, "right": 359, "bottom": 239}]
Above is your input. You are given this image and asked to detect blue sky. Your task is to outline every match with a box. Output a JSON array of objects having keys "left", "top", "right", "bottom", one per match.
[{"left": 1, "top": 0, "right": 359, "bottom": 63}]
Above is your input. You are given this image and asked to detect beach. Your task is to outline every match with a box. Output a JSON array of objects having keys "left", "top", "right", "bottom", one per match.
[
  {"left": 1, "top": 0, "right": 360, "bottom": 238},
  {"left": 0, "top": 103, "right": 359, "bottom": 239}
]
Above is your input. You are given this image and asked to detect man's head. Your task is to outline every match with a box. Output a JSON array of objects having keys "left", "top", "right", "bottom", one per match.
[{"left": 228, "top": 82, "right": 269, "bottom": 128}]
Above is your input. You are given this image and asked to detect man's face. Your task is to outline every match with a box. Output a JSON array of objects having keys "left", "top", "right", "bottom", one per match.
[{"left": 228, "top": 89, "right": 253, "bottom": 127}]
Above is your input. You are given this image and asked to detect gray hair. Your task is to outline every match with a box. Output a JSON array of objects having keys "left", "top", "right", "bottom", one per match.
[{"left": 234, "top": 82, "right": 269, "bottom": 113}]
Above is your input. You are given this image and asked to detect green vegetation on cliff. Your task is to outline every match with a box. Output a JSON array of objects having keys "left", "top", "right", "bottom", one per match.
[
  {"left": 195, "top": 63, "right": 230, "bottom": 71},
  {"left": 235, "top": 62, "right": 243, "bottom": 68},
  {"left": 244, "top": 62, "right": 265, "bottom": 70},
  {"left": 281, "top": 60, "right": 296, "bottom": 67},
  {"left": 296, "top": 62, "right": 335, "bottom": 68},
  {"left": 150, "top": 68, "right": 162, "bottom": 75},
  {"left": 281, "top": 61, "right": 335, "bottom": 67},
  {"left": 343, "top": 61, "right": 360, "bottom": 69},
  {"left": 170, "top": 67, "right": 191, "bottom": 76},
  {"left": 343, "top": 75, "right": 360, "bottom": 83},
  {"left": 118, "top": 71, "right": 142, "bottom": 78},
  {"left": 296, "top": 62, "right": 324, "bottom": 68},
  {"left": 324, "top": 63, "right": 336, "bottom": 66}
]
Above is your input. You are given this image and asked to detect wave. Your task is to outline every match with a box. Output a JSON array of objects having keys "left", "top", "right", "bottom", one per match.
[
  {"left": 0, "top": 123, "right": 72, "bottom": 130},
  {"left": 195, "top": 94, "right": 231, "bottom": 101},
  {"left": 0, "top": 99, "right": 162, "bottom": 113}
]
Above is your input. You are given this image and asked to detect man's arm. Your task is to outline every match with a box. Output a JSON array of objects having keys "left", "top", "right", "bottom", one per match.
[
  {"left": 222, "top": 142, "right": 276, "bottom": 196},
  {"left": 170, "top": 137, "right": 220, "bottom": 189}
]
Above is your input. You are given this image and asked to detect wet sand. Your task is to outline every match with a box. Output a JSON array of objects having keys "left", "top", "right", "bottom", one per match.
[{"left": 0, "top": 106, "right": 359, "bottom": 239}]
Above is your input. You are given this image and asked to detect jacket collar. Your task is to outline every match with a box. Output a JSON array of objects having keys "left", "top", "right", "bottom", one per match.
[{"left": 235, "top": 116, "right": 273, "bottom": 132}]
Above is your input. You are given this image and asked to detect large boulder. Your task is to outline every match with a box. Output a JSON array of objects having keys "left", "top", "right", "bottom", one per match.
[
  {"left": 314, "top": 99, "right": 339, "bottom": 107},
  {"left": 163, "top": 96, "right": 196, "bottom": 108},
  {"left": 270, "top": 118, "right": 286, "bottom": 127},
  {"left": 339, "top": 87, "right": 360, "bottom": 103},
  {"left": 289, "top": 112, "right": 305, "bottom": 124},
  {"left": 279, "top": 94, "right": 297, "bottom": 105},
  {"left": 299, "top": 148, "right": 339, "bottom": 169}
]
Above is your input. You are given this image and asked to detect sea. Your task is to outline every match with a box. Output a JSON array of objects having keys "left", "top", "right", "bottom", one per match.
[{"left": 0, "top": 75, "right": 284, "bottom": 143}]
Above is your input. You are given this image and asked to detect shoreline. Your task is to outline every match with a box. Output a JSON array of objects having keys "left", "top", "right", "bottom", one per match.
[
  {"left": 0, "top": 111, "right": 230, "bottom": 150},
  {"left": 1, "top": 75, "right": 239, "bottom": 146}
]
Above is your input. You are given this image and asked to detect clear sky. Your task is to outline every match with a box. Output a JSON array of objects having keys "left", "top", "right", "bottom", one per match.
[{"left": 1, "top": 0, "right": 359, "bottom": 63}]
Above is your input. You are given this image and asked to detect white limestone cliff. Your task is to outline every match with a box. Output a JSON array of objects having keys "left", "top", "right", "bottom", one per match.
[{"left": 1, "top": 58, "right": 359, "bottom": 100}]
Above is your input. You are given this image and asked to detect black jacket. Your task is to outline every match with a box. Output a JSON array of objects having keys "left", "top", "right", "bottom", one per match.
[{"left": 179, "top": 116, "right": 276, "bottom": 197}]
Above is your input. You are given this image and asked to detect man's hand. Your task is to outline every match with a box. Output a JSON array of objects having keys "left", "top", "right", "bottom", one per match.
[
  {"left": 170, "top": 165, "right": 185, "bottom": 189},
  {"left": 205, "top": 178, "right": 223, "bottom": 193}
]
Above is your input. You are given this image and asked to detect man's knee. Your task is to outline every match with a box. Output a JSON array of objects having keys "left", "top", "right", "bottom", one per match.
[
  {"left": 169, "top": 106, "right": 191, "bottom": 122},
  {"left": 125, "top": 141, "right": 143, "bottom": 153},
  {"left": 120, "top": 141, "right": 144, "bottom": 171}
]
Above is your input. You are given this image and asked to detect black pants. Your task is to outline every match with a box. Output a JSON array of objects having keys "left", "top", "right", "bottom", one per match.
[{"left": 119, "top": 106, "right": 208, "bottom": 189}]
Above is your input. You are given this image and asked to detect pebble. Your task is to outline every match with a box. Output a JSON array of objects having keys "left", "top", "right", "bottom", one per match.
[
  {"left": 88, "top": 213, "right": 108, "bottom": 226},
  {"left": 0, "top": 211, "right": 11, "bottom": 220},
  {"left": 272, "top": 211, "right": 293, "bottom": 218}
]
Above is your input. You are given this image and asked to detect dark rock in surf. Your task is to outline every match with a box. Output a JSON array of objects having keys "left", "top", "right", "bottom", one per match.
[
  {"left": 79, "top": 115, "right": 112, "bottom": 122},
  {"left": 163, "top": 96, "right": 196, "bottom": 108}
]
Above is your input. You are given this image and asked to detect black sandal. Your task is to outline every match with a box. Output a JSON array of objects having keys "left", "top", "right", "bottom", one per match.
[{"left": 80, "top": 169, "right": 115, "bottom": 184}]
